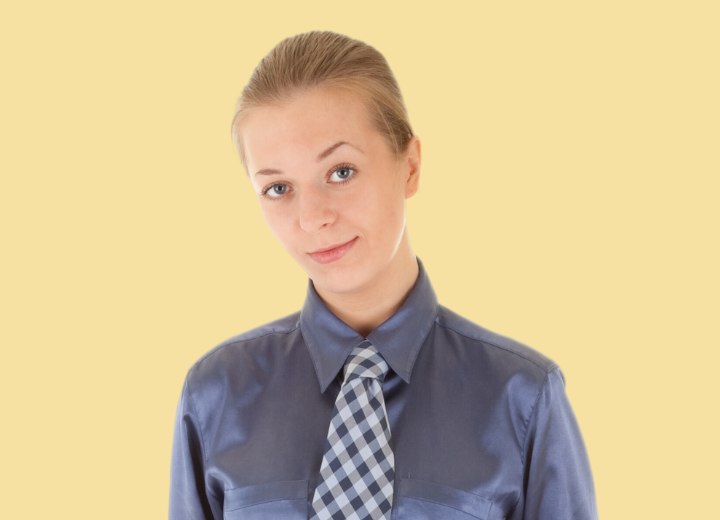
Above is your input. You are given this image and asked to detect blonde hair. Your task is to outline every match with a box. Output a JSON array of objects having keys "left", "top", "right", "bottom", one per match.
[{"left": 231, "top": 31, "right": 414, "bottom": 164}]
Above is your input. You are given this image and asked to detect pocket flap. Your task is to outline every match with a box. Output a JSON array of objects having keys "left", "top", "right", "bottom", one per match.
[
  {"left": 397, "top": 479, "right": 492, "bottom": 519},
  {"left": 224, "top": 480, "right": 308, "bottom": 512}
]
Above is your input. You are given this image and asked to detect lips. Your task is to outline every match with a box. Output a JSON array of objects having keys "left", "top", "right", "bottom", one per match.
[{"left": 308, "top": 237, "right": 358, "bottom": 264}]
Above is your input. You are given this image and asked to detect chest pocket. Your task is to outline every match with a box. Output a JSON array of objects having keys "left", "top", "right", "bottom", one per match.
[
  {"left": 393, "top": 479, "right": 493, "bottom": 520},
  {"left": 223, "top": 480, "right": 307, "bottom": 520}
]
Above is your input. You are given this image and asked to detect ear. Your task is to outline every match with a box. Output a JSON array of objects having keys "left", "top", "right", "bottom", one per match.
[{"left": 403, "top": 136, "right": 421, "bottom": 198}]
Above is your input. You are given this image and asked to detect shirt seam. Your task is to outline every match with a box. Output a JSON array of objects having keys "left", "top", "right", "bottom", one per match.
[
  {"left": 520, "top": 368, "right": 553, "bottom": 466},
  {"left": 185, "top": 373, "right": 223, "bottom": 502},
  {"left": 509, "top": 368, "right": 553, "bottom": 515},
  {"left": 225, "top": 495, "right": 305, "bottom": 512},
  {"left": 435, "top": 320, "right": 556, "bottom": 372},
  {"left": 400, "top": 494, "right": 486, "bottom": 518},
  {"left": 192, "top": 325, "right": 300, "bottom": 369},
  {"left": 184, "top": 374, "right": 209, "bottom": 466}
]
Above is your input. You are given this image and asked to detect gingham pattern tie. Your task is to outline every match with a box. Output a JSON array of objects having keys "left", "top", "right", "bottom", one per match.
[{"left": 310, "top": 343, "right": 395, "bottom": 520}]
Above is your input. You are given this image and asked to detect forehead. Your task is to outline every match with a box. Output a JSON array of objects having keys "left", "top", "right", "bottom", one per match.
[{"left": 239, "top": 87, "right": 381, "bottom": 172}]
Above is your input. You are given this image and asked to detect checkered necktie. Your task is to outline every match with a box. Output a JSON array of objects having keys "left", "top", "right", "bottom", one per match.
[{"left": 310, "top": 343, "right": 395, "bottom": 520}]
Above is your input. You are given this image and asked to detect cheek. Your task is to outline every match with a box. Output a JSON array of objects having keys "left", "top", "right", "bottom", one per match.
[
  {"left": 360, "top": 186, "right": 405, "bottom": 239},
  {"left": 260, "top": 205, "right": 295, "bottom": 244},
  {"left": 377, "top": 171, "right": 406, "bottom": 212}
]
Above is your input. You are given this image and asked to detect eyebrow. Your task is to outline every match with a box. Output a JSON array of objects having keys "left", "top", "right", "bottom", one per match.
[
  {"left": 253, "top": 141, "right": 363, "bottom": 177},
  {"left": 317, "top": 141, "right": 361, "bottom": 160}
]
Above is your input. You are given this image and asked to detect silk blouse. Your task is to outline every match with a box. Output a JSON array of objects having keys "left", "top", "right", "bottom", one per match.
[{"left": 169, "top": 258, "right": 597, "bottom": 519}]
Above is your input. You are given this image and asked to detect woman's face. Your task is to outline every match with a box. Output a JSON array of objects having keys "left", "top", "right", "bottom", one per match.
[{"left": 237, "top": 86, "right": 420, "bottom": 298}]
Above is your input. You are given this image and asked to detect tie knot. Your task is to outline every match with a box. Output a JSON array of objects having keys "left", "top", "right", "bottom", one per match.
[{"left": 343, "top": 343, "right": 390, "bottom": 383}]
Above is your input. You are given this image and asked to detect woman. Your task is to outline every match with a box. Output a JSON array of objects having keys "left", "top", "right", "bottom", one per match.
[{"left": 170, "top": 31, "right": 597, "bottom": 520}]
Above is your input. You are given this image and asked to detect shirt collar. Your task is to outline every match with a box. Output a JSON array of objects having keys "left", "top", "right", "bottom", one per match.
[{"left": 300, "top": 257, "right": 438, "bottom": 392}]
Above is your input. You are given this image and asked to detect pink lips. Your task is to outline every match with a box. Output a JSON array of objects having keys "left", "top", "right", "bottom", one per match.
[{"left": 308, "top": 237, "right": 358, "bottom": 264}]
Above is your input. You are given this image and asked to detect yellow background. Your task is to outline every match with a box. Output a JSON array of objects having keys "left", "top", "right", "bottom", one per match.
[{"left": 1, "top": 1, "right": 717, "bottom": 518}]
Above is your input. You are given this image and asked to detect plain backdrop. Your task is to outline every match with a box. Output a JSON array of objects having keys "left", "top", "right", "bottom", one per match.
[{"left": 1, "top": 1, "right": 718, "bottom": 518}]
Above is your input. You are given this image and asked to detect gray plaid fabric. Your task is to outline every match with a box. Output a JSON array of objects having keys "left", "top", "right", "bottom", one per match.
[{"left": 310, "top": 343, "right": 395, "bottom": 520}]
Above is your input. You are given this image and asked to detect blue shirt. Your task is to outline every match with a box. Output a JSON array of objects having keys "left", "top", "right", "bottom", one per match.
[{"left": 169, "top": 258, "right": 597, "bottom": 519}]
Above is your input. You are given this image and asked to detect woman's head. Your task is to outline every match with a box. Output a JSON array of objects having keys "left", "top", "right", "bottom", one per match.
[
  {"left": 232, "top": 32, "right": 421, "bottom": 303},
  {"left": 231, "top": 31, "right": 414, "bottom": 163}
]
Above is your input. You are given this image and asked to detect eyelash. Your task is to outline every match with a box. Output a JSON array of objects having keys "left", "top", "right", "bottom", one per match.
[
  {"left": 261, "top": 163, "right": 358, "bottom": 200},
  {"left": 328, "top": 163, "right": 356, "bottom": 184}
]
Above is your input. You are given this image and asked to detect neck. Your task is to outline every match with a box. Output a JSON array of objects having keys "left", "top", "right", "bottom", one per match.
[{"left": 316, "top": 233, "right": 419, "bottom": 337}]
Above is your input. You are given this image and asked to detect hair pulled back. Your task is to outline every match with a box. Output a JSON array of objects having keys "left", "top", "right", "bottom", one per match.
[{"left": 231, "top": 31, "right": 414, "bottom": 161}]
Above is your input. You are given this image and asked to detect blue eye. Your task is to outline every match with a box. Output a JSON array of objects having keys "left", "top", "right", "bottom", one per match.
[
  {"left": 329, "top": 164, "right": 356, "bottom": 183},
  {"left": 263, "top": 183, "right": 290, "bottom": 199}
]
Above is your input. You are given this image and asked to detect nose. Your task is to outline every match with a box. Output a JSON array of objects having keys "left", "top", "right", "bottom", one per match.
[{"left": 298, "top": 187, "right": 337, "bottom": 233}]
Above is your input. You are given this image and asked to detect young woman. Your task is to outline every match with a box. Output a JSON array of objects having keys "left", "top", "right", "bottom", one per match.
[{"left": 170, "top": 31, "right": 597, "bottom": 520}]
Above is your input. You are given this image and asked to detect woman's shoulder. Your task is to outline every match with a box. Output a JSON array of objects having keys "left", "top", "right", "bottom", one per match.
[
  {"left": 435, "top": 304, "right": 558, "bottom": 376},
  {"left": 186, "top": 311, "right": 302, "bottom": 379}
]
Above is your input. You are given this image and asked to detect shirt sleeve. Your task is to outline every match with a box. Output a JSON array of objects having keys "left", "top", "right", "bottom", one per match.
[
  {"left": 169, "top": 377, "right": 219, "bottom": 520},
  {"left": 511, "top": 367, "right": 598, "bottom": 520}
]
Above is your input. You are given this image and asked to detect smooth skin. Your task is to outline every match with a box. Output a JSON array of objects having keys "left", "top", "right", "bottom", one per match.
[{"left": 237, "top": 85, "right": 422, "bottom": 336}]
